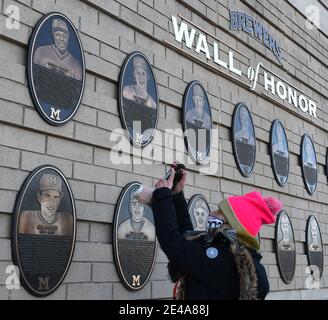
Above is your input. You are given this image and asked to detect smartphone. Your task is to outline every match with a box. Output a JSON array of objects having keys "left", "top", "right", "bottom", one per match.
[{"left": 164, "top": 168, "right": 173, "bottom": 180}]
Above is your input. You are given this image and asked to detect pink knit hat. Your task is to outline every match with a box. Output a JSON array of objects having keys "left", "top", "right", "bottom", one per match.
[{"left": 218, "top": 192, "right": 282, "bottom": 237}]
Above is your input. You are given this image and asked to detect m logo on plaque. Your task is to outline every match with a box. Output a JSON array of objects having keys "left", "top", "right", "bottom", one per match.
[
  {"left": 182, "top": 81, "right": 212, "bottom": 165},
  {"left": 232, "top": 103, "right": 256, "bottom": 177},
  {"left": 270, "top": 120, "right": 289, "bottom": 187},
  {"left": 188, "top": 195, "right": 211, "bottom": 231},
  {"left": 118, "top": 52, "right": 159, "bottom": 147},
  {"left": 275, "top": 211, "right": 296, "bottom": 284},
  {"left": 306, "top": 216, "right": 324, "bottom": 278},
  {"left": 301, "top": 135, "right": 317, "bottom": 195},
  {"left": 113, "top": 182, "right": 157, "bottom": 290},
  {"left": 27, "top": 13, "right": 85, "bottom": 125},
  {"left": 12, "top": 165, "right": 76, "bottom": 296}
]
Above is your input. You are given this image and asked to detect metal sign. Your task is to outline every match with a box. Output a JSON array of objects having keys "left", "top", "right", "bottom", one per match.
[
  {"left": 270, "top": 120, "right": 289, "bottom": 187},
  {"left": 118, "top": 52, "right": 159, "bottom": 147},
  {"left": 229, "top": 10, "right": 283, "bottom": 64},
  {"left": 170, "top": 16, "right": 318, "bottom": 120},
  {"left": 113, "top": 182, "right": 157, "bottom": 290},
  {"left": 232, "top": 102, "right": 256, "bottom": 177},
  {"left": 306, "top": 216, "right": 324, "bottom": 278},
  {"left": 12, "top": 165, "right": 76, "bottom": 297},
  {"left": 27, "top": 12, "right": 85, "bottom": 125},
  {"left": 187, "top": 194, "right": 211, "bottom": 231},
  {"left": 301, "top": 134, "right": 318, "bottom": 195},
  {"left": 275, "top": 210, "right": 296, "bottom": 284}
]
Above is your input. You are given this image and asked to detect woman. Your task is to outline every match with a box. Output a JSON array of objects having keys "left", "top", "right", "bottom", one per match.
[{"left": 151, "top": 168, "right": 282, "bottom": 300}]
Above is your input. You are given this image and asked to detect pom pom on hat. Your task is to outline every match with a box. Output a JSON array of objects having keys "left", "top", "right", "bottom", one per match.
[{"left": 263, "top": 196, "right": 282, "bottom": 217}]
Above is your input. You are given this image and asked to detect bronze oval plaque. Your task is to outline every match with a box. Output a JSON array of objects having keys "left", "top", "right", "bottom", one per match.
[
  {"left": 275, "top": 210, "right": 296, "bottom": 284},
  {"left": 187, "top": 194, "right": 211, "bottom": 231},
  {"left": 270, "top": 120, "right": 289, "bottom": 187},
  {"left": 301, "top": 134, "right": 317, "bottom": 195},
  {"left": 306, "top": 216, "right": 324, "bottom": 278},
  {"left": 12, "top": 165, "right": 76, "bottom": 297},
  {"left": 118, "top": 52, "right": 159, "bottom": 147},
  {"left": 182, "top": 81, "right": 212, "bottom": 165},
  {"left": 113, "top": 182, "right": 157, "bottom": 290},
  {"left": 232, "top": 102, "right": 256, "bottom": 177},
  {"left": 27, "top": 12, "right": 85, "bottom": 125}
]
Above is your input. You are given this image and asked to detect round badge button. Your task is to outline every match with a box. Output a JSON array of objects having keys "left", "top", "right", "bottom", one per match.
[{"left": 206, "top": 247, "right": 219, "bottom": 259}]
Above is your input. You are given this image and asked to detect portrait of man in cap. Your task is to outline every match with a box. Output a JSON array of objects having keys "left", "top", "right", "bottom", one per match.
[
  {"left": 235, "top": 106, "right": 255, "bottom": 145},
  {"left": 304, "top": 137, "right": 316, "bottom": 168},
  {"left": 185, "top": 83, "right": 212, "bottom": 162},
  {"left": 117, "top": 190, "right": 155, "bottom": 241},
  {"left": 33, "top": 18, "right": 82, "bottom": 81},
  {"left": 19, "top": 173, "right": 73, "bottom": 236},
  {"left": 272, "top": 122, "right": 289, "bottom": 184},
  {"left": 302, "top": 136, "right": 317, "bottom": 193},
  {"left": 185, "top": 84, "right": 212, "bottom": 130},
  {"left": 123, "top": 56, "right": 157, "bottom": 109},
  {"left": 272, "top": 123, "right": 288, "bottom": 157}
]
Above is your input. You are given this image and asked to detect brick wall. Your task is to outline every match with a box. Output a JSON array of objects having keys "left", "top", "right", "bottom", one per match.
[{"left": 0, "top": 0, "right": 327, "bottom": 299}]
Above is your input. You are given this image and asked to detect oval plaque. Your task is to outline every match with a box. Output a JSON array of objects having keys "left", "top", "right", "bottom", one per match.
[
  {"left": 188, "top": 194, "right": 211, "bottom": 231},
  {"left": 275, "top": 210, "right": 296, "bottom": 284},
  {"left": 182, "top": 81, "right": 212, "bottom": 165},
  {"left": 232, "top": 102, "right": 256, "bottom": 177},
  {"left": 256, "top": 232, "right": 261, "bottom": 249},
  {"left": 113, "top": 182, "right": 157, "bottom": 290},
  {"left": 270, "top": 120, "right": 289, "bottom": 187},
  {"left": 28, "top": 12, "right": 85, "bottom": 125},
  {"left": 118, "top": 52, "right": 159, "bottom": 147},
  {"left": 301, "top": 134, "right": 317, "bottom": 195},
  {"left": 306, "top": 216, "right": 324, "bottom": 278},
  {"left": 12, "top": 165, "right": 76, "bottom": 297},
  {"left": 326, "top": 148, "right": 328, "bottom": 182}
]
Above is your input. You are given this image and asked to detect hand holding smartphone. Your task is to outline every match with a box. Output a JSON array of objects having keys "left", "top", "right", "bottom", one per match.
[{"left": 164, "top": 162, "right": 186, "bottom": 190}]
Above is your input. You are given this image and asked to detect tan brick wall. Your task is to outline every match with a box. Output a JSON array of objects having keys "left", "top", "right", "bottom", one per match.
[{"left": 0, "top": 0, "right": 327, "bottom": 299}]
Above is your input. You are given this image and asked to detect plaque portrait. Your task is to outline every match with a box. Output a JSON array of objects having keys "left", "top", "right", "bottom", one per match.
[
  {"left": 270, "top": 120, "right": 289, "bottom": 187},
  {"left": 187, "top": 195, "right": 211, "bottom": 231},
  {"left": 27, "top": 12, "right": 85, "bottom": 125},
  {"left": 301, "top": 134, "right": 317, "bottom": 195},
  {"left": 113, "top": 182, "right": 157, "bottom": 290},
  {"left": 275, "top": 211, "right": 296, "bottom": 284},
  {"left": 12, "top": 165, "right": 76, "bottom": 297},
  {"left": 306, "top": 216, "right": 324, "bottom": 278},
  {"left": 183, "top": 81, "right": 212, "bottom": 165},
  {"left": 118, "top": 52, "right": 159, "bottom": 147},
  {"left": 232, "top": 103, "right": 256, "bottom": 177}
]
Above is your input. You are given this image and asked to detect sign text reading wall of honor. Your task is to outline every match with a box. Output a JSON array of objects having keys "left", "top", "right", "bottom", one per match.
[{"left": 171, "top": 16, "right": 318, "bottom": 120}]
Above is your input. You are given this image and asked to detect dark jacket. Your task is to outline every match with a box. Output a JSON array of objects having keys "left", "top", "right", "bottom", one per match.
[{"left": 151, "top": 188, "right": 270, "bottom": 300}]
